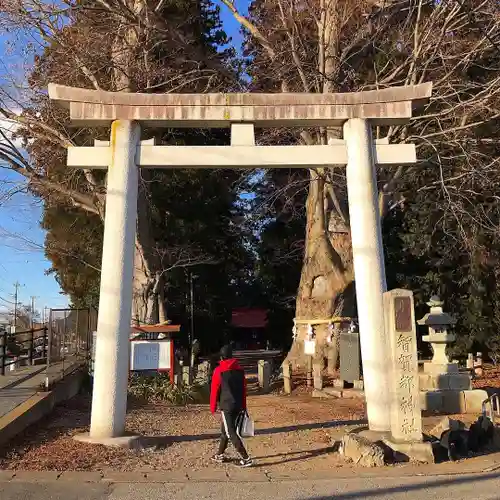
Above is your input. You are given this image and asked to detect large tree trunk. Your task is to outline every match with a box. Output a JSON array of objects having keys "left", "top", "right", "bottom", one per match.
[
  {"left": 110, "top": 0, "right": 166, "bottom": 326},
  {"left": 131, "top": 165, "right": 167, "bottom": 325},
  {"left": 287, "top": 170, "right": 355, "bottom": 368}
]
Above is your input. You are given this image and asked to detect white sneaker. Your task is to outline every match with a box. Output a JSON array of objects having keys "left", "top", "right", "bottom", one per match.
[{"left": 236, "top": 457, "right": 253, "bottom": 468}]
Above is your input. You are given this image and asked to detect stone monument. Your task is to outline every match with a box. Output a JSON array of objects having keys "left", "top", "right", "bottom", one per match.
[
  {"left": 258, "top": 359, "right": 272, "bottom": 393},
  {"left": 383, "top": 289, "right": 433, "bottom": 463},
  {"left": 339, "top": 320, "right": 362, "bottom": 387}
]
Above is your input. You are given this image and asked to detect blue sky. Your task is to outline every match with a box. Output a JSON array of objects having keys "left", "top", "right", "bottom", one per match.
[
  {"left": 0, "top": 1, "right": 249, "bottom": 315},
  {"left": 216, "top": 0, "right": 248, "bottom": 51},
  {"left": 0, "top": 30, "right": 68, "bottom": 314}
]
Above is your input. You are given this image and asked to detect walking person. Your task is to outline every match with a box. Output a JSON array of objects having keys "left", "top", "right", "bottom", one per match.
[{"left": 210, "top": 344, "right": 252, "bottom": 467}]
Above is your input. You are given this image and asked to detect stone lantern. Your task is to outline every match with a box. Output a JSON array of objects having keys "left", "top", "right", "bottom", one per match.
[
  {"left": 417, "top": 296, "right": 472, "bottom": 410},
  {"left": 418, "top": 296, "right": 456, "bottom": 371}
]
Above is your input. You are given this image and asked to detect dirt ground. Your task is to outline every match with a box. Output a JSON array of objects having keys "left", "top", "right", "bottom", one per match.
[
  {"left": 1, "top": 365, "right": 498, "bottom": 474},
  {"left": 0, "top": 390, "right": 368, "bottom": 473}
]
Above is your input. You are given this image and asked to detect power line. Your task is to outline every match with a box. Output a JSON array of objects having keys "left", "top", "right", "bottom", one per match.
[{"left": 0, "top": 295, "right": 15, "bottom": 305}]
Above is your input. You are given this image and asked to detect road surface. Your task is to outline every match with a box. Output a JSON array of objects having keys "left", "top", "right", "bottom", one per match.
[{"left": 2, "top": 472, "right": 500, "bottom": 500}]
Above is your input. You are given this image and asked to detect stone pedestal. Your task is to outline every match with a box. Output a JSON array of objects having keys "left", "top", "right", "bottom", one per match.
[{"left": 422, "top": 331, "right": 455, "bottom": 365}]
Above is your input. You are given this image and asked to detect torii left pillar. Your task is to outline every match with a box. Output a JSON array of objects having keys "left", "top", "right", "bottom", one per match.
[{"left": 90, "top": 120, "right": 140, "bottom": 438}]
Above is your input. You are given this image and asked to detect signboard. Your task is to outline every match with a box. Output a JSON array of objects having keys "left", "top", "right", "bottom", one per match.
[{"left": 130, "top": 340, "right": 172, "bottom": 371}]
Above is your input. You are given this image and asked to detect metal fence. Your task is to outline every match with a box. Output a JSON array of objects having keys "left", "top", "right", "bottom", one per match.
[
  {"left": 47, "top": 307, "right": 97, "bottom": 372},
  {"left": 0, "top": 326, "right": 48, "bottom": 375}
]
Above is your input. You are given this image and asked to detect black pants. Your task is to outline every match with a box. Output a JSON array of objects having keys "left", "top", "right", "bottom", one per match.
[{"left": 218, "top": 410, "right": 249, "bottom": 459}]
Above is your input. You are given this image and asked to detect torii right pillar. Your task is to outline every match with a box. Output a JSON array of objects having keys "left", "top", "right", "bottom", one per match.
[{"left": 344, "top": 118, "right": 390, "bottom": 433}]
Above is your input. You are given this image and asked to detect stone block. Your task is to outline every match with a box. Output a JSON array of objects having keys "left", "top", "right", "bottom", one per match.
[
  {"left": 340, "top": 433, "right": 385, "bottom": 467},
  {"left": 382, "top": 438, "right": 435, "bottom": 464},
  {"left": 419, "top": 373, "right": 435, "bottom": 391},
  {"left": 59, "top": 471, "right": 102, "bottom": 482},
  {"left": 146, "top": 471, "right": 189, "bottom": 482},
  {"left": 428, "top": 417, "right": 466, "bottom": 440},
  {"left": 420, "top": 373, "right": 471, "bottom": 391},
  {"left": 420, "top": 391, "right": 444, "bottom": 412},
  {"left": 447, "top": 373, "right": 472, "bottom": 391},
  {"left": 422, "top": 361, "right": 459, "bottom": 375},
  {"left": 188, "top": 470, "right": 229, "bottom": 481},
  {"left": 12, "top": 471, "right": 61, "bottom": 482},
  {"left": 462, "top": 389, "right": 489, "bottom": 414},
  {"left": 441, "top": 390, "right": 466, "bottom": 414},
  {"left": 102, "top": 472, "right": 149, "bottom": 483}
]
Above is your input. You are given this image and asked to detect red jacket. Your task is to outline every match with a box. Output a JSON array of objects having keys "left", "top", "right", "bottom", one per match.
[{"left": 210, "top": 358, "right": 247, "bottom": 414}]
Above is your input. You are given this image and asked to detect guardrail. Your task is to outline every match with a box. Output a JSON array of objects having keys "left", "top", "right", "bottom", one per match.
[{"left": 0, "top": 327, "right": 48, "bottom": 376}]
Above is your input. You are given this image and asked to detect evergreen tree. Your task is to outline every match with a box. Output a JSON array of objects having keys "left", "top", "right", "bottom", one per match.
[{"left": 2, "top": 0, "right": 250, "bottom": 351}]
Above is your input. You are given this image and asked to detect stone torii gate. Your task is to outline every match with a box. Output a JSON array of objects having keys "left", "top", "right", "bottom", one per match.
[{"left": 48, "top": 82, "right": 432, "bottom": 442}]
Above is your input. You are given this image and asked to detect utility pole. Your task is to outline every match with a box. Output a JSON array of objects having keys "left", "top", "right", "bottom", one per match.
[
  {"left": 30, "top": 296, "right": 38, "bottom": 328},
  {"left": 12, "top": 281, "right": 23, "bottom": 331},
  {"left": 42, "top": 306, "right": 49, "bottom": 325}
]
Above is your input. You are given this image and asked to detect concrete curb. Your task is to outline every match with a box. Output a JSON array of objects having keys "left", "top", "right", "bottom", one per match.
[
  {"left": 0, "top": 370, "right": 84, "bottom": 447},
  {"left": 1, "top": 453, "right": 499, "bottom": 484}
]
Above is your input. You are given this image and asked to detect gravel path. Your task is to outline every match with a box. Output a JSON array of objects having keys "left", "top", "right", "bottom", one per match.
[
  {"left": 2, "top": 364, "right": 498, "bottom": 474},
  {"left": 0, "top": 391, "right": 366, "bottom": 473}
]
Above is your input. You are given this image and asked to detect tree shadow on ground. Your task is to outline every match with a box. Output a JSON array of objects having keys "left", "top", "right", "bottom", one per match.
[
  {"left": 250, "top": 442, "right": 341, "bottom": 467},
  {"left": 139, "top": 419, "right": 366, "bottom": 449},
  {"left": 295, "top": 470, "right": 500, "bottom": 499}
]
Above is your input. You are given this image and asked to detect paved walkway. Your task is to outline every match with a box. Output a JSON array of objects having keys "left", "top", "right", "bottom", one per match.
[
  {"left": 0, "top": 366, "right": 47, "bottom": 420},
  {"left": 0, "top": 358, "right": 84, "bottom": 420},
  {"left": 2, "top": 468, "right": 500, "bottom": 500}
]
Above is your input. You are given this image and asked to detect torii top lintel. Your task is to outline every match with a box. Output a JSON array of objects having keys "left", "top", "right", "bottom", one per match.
[{"left": 48, "top": 83, "right": 432, "bottom": 128}]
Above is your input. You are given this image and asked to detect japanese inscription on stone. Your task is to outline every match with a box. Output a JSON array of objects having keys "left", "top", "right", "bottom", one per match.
[
  {"left": 395, "top": 297, "right": 412, "bottom": 332},
  {"left": 384, "top": 289, "right": 422, "bottom": 442}
]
